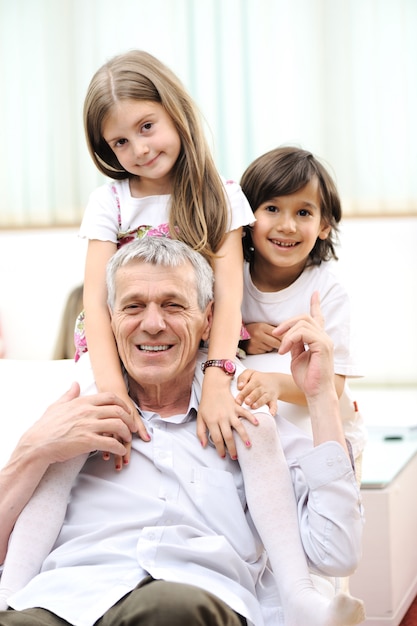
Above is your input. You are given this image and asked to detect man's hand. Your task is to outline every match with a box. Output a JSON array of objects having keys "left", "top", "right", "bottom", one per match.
[
  {"left": 274, "top": 292, "right": 348, "bottom": 452},
  {"left": 273, "top": 292, "right": 334, "bottom": 400},
  {"left": 17, "top": 382, "right": 138, "bottom": 465}
]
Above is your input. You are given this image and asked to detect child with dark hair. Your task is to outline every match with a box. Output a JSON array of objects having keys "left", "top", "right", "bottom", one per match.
[
  {"left": 235, "top": 147, "right": 367, "bottom": 614},
  {"left": 237, "top": 146, "right": 365, "bottom": 473}
]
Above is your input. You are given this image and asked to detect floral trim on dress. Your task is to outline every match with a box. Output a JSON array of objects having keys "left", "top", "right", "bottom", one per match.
[{"left": 117, "top": 222, "right": 172, "bottom": 247}]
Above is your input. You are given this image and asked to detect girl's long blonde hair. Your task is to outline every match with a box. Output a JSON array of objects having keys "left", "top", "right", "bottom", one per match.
[{"left": 84, "top": 50, "right": 229, "bottom": 261}]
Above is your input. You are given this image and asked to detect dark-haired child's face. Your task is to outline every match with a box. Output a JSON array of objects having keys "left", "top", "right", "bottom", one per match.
[{"left": 251, "top": 178, "right": 331, "bottom": 275}]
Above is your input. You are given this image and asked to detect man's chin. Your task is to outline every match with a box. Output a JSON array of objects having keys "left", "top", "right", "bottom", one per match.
[{"left": 126, "top": 361, "right": 174, "bottom": 383}]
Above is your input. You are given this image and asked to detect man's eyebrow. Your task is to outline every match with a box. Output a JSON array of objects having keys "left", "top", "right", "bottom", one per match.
[{"left": 118, "top": 291, "right": 188, "bottom": 305}]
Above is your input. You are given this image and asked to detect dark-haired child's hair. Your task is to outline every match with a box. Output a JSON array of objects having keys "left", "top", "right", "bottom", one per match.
[{"left": 240, "top": 146, "right": 341, "bottom": 265}]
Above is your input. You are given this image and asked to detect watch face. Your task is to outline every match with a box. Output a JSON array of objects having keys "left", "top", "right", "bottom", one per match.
[{"left": 224, "top": 360, "right": 236, "bottom": 374}]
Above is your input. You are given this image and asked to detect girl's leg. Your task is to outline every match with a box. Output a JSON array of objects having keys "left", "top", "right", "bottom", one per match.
[
  {"left": 235, "top": 415, "right": 365, "bottom": 626},
  {"left": 0, "top": 455, "right": 87, "bottom": 610}
]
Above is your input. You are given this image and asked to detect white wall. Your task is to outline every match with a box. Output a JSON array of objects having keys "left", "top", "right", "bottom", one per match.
[
  {"left": 0, "top": 217, "right": 416, "bottom": 385},
  {"left": 335, "top": 217, "right": 417, "bottom": 385},
  {"left": 0, "top": 229, "right": 86, "bottom": 361}
]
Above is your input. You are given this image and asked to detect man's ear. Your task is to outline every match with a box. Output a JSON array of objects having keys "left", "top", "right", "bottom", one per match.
[
  {"left": 201, "top": 301, "right": 214, "bottom": 342},
  {"left": 108, "top": 304, "right": 115, "bottom": 330}
]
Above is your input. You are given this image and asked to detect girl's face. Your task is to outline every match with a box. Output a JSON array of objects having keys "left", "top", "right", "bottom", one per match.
[
  {"left": 102, "top": 99, "right": 182, "bottom": 195},
  {"left": 251, "top": 177, "right": 331, "bottom": 272}
]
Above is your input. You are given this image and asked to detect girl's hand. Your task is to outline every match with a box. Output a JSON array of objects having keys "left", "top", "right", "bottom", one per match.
[
  {"left": 102, "top": 393, "right": 150, "bottom": 471},
  {"left": 236, "top": 369, "right": 279, "bottom": 415},
  {"left": 242, "top": 322, "right": 282, "bottom": 354},
  {"left": 196, "top": 379, "right": 259, "bottom": 460}
]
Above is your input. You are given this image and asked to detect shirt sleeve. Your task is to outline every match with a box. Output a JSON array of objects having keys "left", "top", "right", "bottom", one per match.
[
  {"left": 78, "top": 182, "right": 119, "bottom": 243},
  {"left": 223, "top": 179, "right": 255, "bottom": 232},
  {"left": 318, "top": 275, "right": 362, "bottom": 377},
  {"left": 291, "top": 441, "right": 364, "bottom": 577}
]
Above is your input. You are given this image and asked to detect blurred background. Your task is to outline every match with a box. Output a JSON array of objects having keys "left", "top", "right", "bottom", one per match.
[{"left": 0, "top": 0, "right": 416, "bottom": 385}]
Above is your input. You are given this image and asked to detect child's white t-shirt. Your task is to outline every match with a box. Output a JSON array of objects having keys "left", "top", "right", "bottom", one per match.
[{"left": 241, "top": 261, "right": 367, "bottom": 458}]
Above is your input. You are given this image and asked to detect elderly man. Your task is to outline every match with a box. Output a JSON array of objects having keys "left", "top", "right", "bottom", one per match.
[{"left": 0, "top": 237, "right": 363, "bottom": 626}]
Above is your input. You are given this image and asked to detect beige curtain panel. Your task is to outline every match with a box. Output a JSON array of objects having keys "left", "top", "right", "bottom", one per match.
[{"left": 0, "top": 0, "right": 416, "bottom": 227}]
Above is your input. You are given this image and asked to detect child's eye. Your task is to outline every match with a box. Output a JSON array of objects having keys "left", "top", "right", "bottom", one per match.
[
  {"left": 265, "top": 205, "right": 278, "bottom": 213},
  {"left": 298, "top": 209, "right": 311, "bottom": 217},
  {"left": 115, "top": 138, "right": 128, "bottom": 148},
  {"left": 141, "top": 122, "right": 153, "bottom": 132}
]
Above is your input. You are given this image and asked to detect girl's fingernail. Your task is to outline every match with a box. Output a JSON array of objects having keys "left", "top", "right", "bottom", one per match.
[{"left": 245, "top": 440, "right": 251, "bottom": 447}]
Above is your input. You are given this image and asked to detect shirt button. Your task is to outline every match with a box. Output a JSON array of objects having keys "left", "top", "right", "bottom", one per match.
[{"left": 326, "top": 457, "right": 334, "bottom": 466}]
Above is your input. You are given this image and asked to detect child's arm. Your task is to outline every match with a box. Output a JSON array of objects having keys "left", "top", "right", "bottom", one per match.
[
  {"left": 84, "top": 240, "right": 150, "bottom": 461},
  {"left": 84, "top": 240, "right": 125, "bottom": 396},
  {"left": 196, "top": 229, "right": 257, "bottom": 459},
  {"left": 236, "top": 369, "right": 346, "bottom": 414}
]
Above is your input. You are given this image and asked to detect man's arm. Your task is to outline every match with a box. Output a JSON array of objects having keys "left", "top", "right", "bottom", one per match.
[
  {"left": 275, "top": 291, "right": 348, "bottom": 454},
  {"left": 0, "top": 382, "right": 136, "bottom": 563},
  {"left": 275, "top": 292, "right": 363, "bottom": 574}
]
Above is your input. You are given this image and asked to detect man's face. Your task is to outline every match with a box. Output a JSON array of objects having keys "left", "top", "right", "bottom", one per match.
[{"left": 110, "top": 260, "right": 212, "bottom": 391}]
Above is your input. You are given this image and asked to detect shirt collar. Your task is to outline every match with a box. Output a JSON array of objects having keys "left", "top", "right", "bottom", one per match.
[{"left": 131, "top": 379, "right": 199, "bottom": 425}]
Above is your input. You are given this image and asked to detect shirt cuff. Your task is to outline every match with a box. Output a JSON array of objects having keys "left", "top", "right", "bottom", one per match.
[{"left": 298, "top": 441, "right": 354, "bottom": 490}]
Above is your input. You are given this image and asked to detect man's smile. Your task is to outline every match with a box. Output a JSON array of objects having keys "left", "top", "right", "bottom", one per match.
[{"left": 138, "top": 344, "right": 171, "bottom": 352}]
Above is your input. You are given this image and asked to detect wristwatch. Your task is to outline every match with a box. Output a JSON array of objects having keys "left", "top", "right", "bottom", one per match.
[{"left": 201, "top": 359, "right": 236, "bottom": 377}]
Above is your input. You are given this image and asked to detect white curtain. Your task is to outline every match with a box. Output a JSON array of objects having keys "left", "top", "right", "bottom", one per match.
[{"left": 0, "top": 0, "right": 416, "bottom": 227}]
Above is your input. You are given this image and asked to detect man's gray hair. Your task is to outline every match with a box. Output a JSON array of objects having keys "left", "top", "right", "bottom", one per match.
[{"left": 106, "top": 237, "right": 214, "bottom": 311}]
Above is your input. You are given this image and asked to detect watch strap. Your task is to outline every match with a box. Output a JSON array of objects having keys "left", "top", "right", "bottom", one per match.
[{"left": 201, "top": 359, "right": 236, "bottom": 377}]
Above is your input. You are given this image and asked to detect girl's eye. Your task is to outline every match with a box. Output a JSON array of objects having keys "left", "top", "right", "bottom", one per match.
[
  {"left": 141, "top": 122, "right": 153, "bottom": 132},
  {"left": 115, "top": 138, "right": 128, "bottom": 148},
  {"left": 298, "top": 209, "right": 311, "bottom": 217},
  {"left": 265, "top": 205, "right": 278, "bottom": 213}
]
